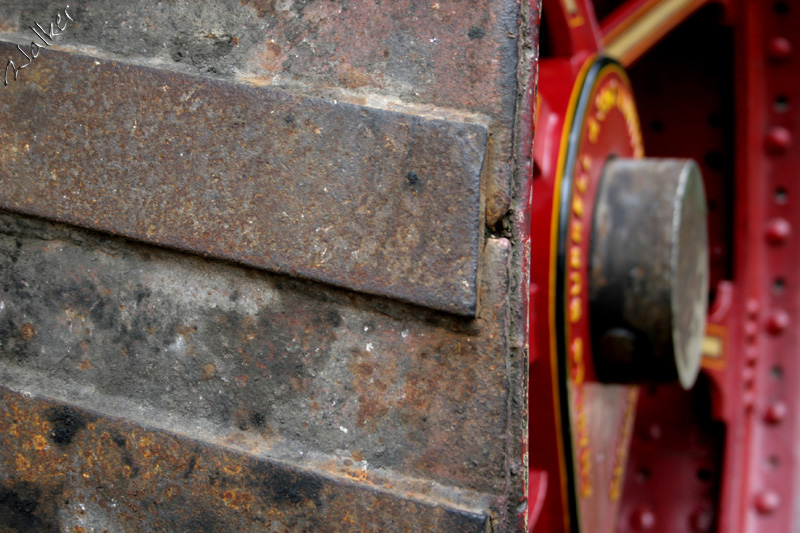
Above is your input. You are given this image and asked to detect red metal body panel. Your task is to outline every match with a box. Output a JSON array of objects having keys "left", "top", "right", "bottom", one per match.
[
  {"left": 716, "top": 2, "right": 800, "bottom": 531},
  {"left": 530, "top": 57, "right": 644, "bottom": 532},
  {"left": 529, "top": 0, "right": 800, "bottom": 532}
]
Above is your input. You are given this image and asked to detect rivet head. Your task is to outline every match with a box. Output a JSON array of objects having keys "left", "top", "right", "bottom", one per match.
[
  {"left": 745, "top": 346, "right": 759, "bottom": 365},
  {"left": 766, "top": 218, "right": 791, "bottom": 245},
  {"left": 631, "top": 507, "right": 656, "bottom": 530},
  {"left": 765, "top": 127, "right": 792, "bottom": 155},
  {"left": 744, "top": 391, "right": 756, "bottom": 410},
  {"left": 745, "top": 321, "right": 759, "bottom": 340},
  {"left": 746, "top": 298, "right": 761, "bottom": 317},
  {"left": 689, "top": 507, "right": 713, "bottom": 533},
  {"left": 765, "top": 401, "right": 788, "bottom": 424},
  {"left": 646, "top": 423, "right": 662, "bottom": 441},
  {"left": 766, "top": 310, "right": 790, "bottom": 335},
  {"left": 768, "top": 36, "right": 793, "bottom": 60},
  {"left": 742, "top": 367, "right": 756, "bottom": 386},
  {"left": 755, "top": 490, "right": 781, "bottom": 514}
]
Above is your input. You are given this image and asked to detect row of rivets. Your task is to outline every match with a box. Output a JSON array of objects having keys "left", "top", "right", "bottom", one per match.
[
  {"left": 755, "top": 9, "right": 793, "bottom": 517},
  {"left": 742, "top": 299, "right": 760, "bottom": 411}
]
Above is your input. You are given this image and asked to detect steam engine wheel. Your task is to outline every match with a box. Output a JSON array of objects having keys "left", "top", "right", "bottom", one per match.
[{"left": 528, "top": 1, "right": 800, "bottom": 532}]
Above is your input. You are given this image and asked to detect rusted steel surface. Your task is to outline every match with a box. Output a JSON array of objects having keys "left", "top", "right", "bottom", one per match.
[
  {"left": 0, "top": 42, "right": 486, "bottom": 316},
  {"left": 0, "top": 0, "right": 539, "bottom": 530},
  {"left": 0, "top": 387, "right": 489, "bottom": 531},
  {"left": 0, "top": 211, "right": 516, "bottom": 524},
  {"left": 0, "top": 0, "right": 522, "bottom": 226}
]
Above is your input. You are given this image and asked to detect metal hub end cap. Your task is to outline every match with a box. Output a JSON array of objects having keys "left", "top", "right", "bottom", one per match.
[{"left": 590, "top": 158, "right": 709, "bottom": 389}]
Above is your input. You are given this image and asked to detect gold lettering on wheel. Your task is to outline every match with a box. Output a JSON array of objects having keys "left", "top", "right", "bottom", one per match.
[
  {"left": 609, "top": 388, "right": 638, "bottom": 501},
  {"left": 572, "top": 194, "right": 585, "bottom": 217},
  {"left": 566, "top": 69, "right": 644, "bottom": 504},
  {"left": 570, "top": 298, "right": 582, "bottom": 323},
  {"left": 571, "top": 220, "right": 583, "bottom": 244},
  {"left": 572, "top": 338, "right": 584, "bottom": 386},
  {"left": 572, "top": 333, "right": 591, "bottom": 499},
  {"left": 587, "top": 117, "right": 600, "bottom": 144},
  {"left": 579, "top": 448, "right": 593, "bottom": 498},
  {"left": 595, "top": 84, "right": 619, "bottom": 119},
  {"left": 569, "top": 271, "right": 582, "bottom": 296},
  {"left": 576, "top": 175, "right": 588, "bottom": 193},
  {"left": 570, "top": 246, "right": 582, "bottom": 270}
]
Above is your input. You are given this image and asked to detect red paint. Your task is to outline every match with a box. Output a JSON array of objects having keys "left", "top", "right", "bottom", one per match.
[
  {"left": 765, "top": 310, "right": 790, "bottom": 335},
  {"left": 754, "top": 491, "right": 781, "bottom": 515},
  {"left": 765, "top": 126, "right": 793, "bottom": 155},
  {"left": 689, "top": 506, "right": 714, "bottom": 533},
  {"left": 528, "top": 1, "right": 800, "bottom": 531},
  {"left": 764, "top": 401, "right": 788, "bottom": 424},
  {"left": 768, "top": 36, "right": 792, "bottom": 60},
  {"left": 629, "top": 507, "right": 656, "bottom": 530},
  {"left": 765, "top": 218, "right": 791, "bottom": 245}
]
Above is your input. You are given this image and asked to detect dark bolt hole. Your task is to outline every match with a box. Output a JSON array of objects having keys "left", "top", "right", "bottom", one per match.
[
  {"left": 773, "top": 277, "right": 786, "bottom": 294},
  {"left": 599, "top": 328, "right": 637, "bottom": 364},
  {"left": 650, "top": 119, "right": 664, "bottom": 132},
  {"left": 774, "top": 1, "right": 789, "bottom": 15},
  {"left": 468, "top": 26, "right": 486, "bottom": 40},
  {"left": 250, "top": 412, "right": 266, "bottom": 428},
  {"left": 707, "top": 110, "right": 726, "bottom": 128},
  {"left": 775, "top": 186, "right": 788, "bottom": 204},
  {"left": 774, "top": 94, "right": 790, "bottom": 113},
  {"left": 704, "top": 151, "right": 725, "bottom": 171},
  {"left": 696, "top": 468, "right": 714, "bottom": 482}
]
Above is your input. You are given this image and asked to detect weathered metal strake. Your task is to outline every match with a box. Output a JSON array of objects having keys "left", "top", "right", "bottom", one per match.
[
  {"left": 0, "top": 210, "right": 511, "bottom": 530},
  {"left": 0, "top": 42, "right": 486, "bottom": 316},
  {"left": 0, "top": 388, "right": 489, "bottom": 531}
]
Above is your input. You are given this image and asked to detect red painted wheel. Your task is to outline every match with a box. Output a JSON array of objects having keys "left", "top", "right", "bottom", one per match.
[
  {"left": 527, "top": 1, "right": 800, "bottom": 532},
  {"left": 529, "top": 48, "right": 707, "bottom": 533}
]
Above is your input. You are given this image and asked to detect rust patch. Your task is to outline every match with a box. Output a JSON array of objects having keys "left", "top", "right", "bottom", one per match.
[
  {"left": 1, "top": 212, "right": 510, "bottom": 495},
  {"left": 0, "top": 15, "right": 19, "bottom": 33},
  {"left": 19, "top": 323, "right": 35, "bottom": 341},
  {"left": 203, "top": 363, "right": 217, "bottom": 380},
  {"left": 338, "top": 64, "right": 378, "bottom": 89},
  {"left": 256, "top": 40, "right": 283, "bottom": 69},
  {"left": 0, "top": 388, "right": 489, "bottom": 531}
]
